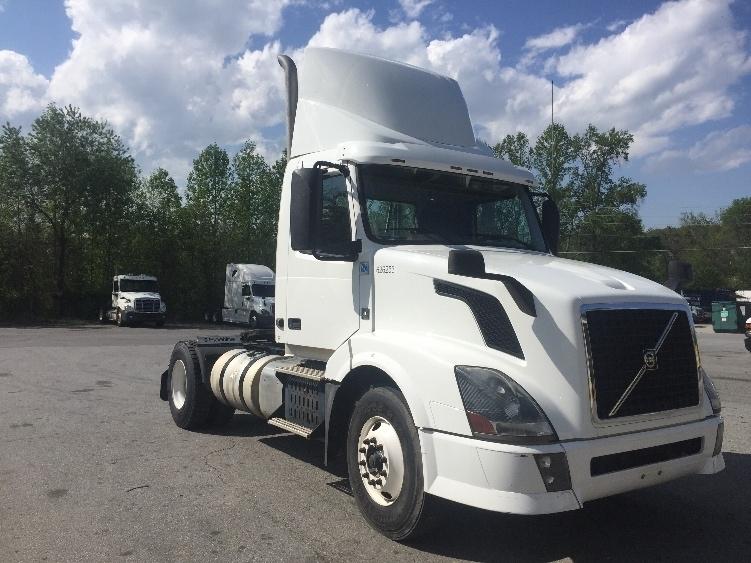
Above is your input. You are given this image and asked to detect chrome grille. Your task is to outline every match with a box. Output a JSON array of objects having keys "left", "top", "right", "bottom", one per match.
[
  {"left": 583, "top": 307, "right": 700, "bottom": 420},
  {"left": 134, "top": 298, "right": 160, "bottom": 313}
]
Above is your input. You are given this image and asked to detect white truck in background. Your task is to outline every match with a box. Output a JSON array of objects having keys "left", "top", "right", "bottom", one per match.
[
  {"left": 204, "top": 264, "right": 275, "bottom": 329},
  {"left": 159, "top": 48, "right": 724, "bottom": 540},
  {"left": 100, "top": 274, "right": 166, "bottom": 327}
]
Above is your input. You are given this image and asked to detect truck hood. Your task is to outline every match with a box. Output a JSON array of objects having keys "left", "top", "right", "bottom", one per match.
[
  {"left": 119, "top": 292, "right": 161, "bottom": 300},
  {"left": 385, "top": 245, "right": 682, "bottom": 305},
  {"left": 372, "top": 245, "right": 700, "bottom": 440}
]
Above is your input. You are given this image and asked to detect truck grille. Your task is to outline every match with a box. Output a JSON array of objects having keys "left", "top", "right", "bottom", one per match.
[
  {"left": 583, "top": 308, "right": 699, "bottom": 420},
  {"left": 134, "top": 298, "right": 160, "bottom": 313}
]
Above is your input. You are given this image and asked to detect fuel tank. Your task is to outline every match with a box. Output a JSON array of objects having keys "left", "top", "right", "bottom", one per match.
[{"left": 209, "top": 349, "right": 284, "bottom": 418}]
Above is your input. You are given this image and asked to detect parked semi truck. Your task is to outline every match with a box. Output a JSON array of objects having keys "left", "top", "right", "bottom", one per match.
[
  {"left": 204, "top": 263, "right": 275, "bottom": 328},
  {"left": 159, "top": 48, "right": 724, "bottom": 540},
  {"left": 100, "top": 274, "right": 165, "bottom": 327}
]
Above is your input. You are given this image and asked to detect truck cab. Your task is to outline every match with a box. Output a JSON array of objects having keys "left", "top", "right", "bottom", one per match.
[
  {"left": 161, "top": 48, "right": 724, "bottom": 540},
  {"left": 221, "top": 263, "right": 275, "bottom": 328},
  {"left": 103, "top": 274, "right": 165, "bottom": 327}
]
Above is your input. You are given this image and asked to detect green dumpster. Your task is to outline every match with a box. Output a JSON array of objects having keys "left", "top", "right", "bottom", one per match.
[{"left": 711, "top": 301, "right": 745, "bottom": 333}]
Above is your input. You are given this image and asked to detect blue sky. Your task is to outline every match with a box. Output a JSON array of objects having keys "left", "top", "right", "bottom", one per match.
[{"left": 1, "top": 0, "right": 749, "bottom": 228}]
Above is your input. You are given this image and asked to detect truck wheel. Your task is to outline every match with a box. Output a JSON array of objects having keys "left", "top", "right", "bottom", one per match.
[
  {"left": 116, "top": 309, "right": 125, "bottom": 327},
  {"left": 168, "top": 341, "right": 213, "bottom": 430},
  {"left": 347, "top": 387, "right": 437, "bottom": 541}
]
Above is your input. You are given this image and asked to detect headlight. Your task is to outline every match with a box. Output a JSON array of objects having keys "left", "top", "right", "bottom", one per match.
[
  {"left": 122, "top": 298, "right": 132, "bottom": 310},
  {"left": 701, "top": 367, "right": 721, "bottom": 414},
  {"left": 454, "top": 366, "right": 557, "bottom": 443},
  {"left": 160, "top": 301, "right": 167, "bottom": 313}
]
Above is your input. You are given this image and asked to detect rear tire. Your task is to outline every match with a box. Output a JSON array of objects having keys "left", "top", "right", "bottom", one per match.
[
  {"left": 347, "top": 386, "right": 438, "bottom": 541},
  {"left": 168, "top": 341, "right": 213, "bottom": 430}
]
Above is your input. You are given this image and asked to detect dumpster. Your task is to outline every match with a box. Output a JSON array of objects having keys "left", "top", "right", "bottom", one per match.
[{"left": 712, "top": 301, "right": 748, "bottom": 333}]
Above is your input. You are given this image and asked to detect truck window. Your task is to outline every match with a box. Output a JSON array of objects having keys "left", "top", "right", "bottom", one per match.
[
  {"left": 241, "top": 284, "right": 251, "bottom": 297},
  {"left": 318, "top": 174, "right": 351, "bottom": 247},
  {"left": 119, "top": 279, "right": 159, "bottom": 292},
  {"left": 366, "top": 200, "right": 417, "bottom": 240},
  {"left": 251, "top": 284, "right": 275, "bottom": 298},
  {"left": 476, "top": 198, "right": 532, "bottom": 247},
  {"left": 359, "top": 164, "right": 546, "bottom": 251}
]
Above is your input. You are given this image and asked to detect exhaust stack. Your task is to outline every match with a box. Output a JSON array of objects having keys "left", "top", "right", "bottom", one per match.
[{"left": 277, "top": 54, "right": 298, "bottom": 157}]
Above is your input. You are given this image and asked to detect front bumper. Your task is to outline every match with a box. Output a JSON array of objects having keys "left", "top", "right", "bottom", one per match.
[
  {"left": 123, "top": 311, "right": 165, "bottom": 322},
  {"left": 420, "top": 415, "right": 724, "bottom": 515}
]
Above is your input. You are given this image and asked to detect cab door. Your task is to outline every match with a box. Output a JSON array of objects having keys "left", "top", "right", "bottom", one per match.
[{"left": 283, "top": 170, "right": 360, "bottom": 352}]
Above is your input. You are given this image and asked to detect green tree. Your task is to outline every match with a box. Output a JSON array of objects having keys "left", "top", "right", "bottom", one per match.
[
  {"left": 184, "top": 143, "right": 234, "bottom": 314},
  {"left": 20, "top": 105, "right": 137, "bottom": 315}
]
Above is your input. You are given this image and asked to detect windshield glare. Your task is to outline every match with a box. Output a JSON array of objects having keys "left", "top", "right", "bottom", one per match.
[
  {"left": 359, "top": 164, "right": 546, "bottom": 251},
  {"left": 119, "top": 279, "right": 159, "bottom": 293}
]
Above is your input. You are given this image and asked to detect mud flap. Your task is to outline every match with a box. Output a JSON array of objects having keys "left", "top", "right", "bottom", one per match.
[{"left": 159, "top": 369, "right": 169, "bottom": 401}]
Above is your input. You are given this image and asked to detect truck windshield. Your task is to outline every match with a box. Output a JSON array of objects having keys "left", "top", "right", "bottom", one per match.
[
  {"left": 359, "top": 164, "right": 546, "bottom": 252},
  {"left": 251, "top": 284, "right": 275, "bottom": 298},
  {"left": 119, "top": 279, "right": 159, "bottom": 293}
]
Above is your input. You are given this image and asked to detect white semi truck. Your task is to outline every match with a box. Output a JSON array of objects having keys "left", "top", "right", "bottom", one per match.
[
  {"left": 100, "top": 274, "right": 166, "bottom": 327},
  {"left": 205, "top": 263, "right": 275, "bottom": 328},
  {"left": 159, "top": 48, "right": 724, "bottom": 540}
]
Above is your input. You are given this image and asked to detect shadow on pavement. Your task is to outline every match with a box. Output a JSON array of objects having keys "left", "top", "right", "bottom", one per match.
[
  {"left": 405, "top": 452, "right": 749, "bottom": 562},
  {"left": 197, "top": 413, "right": 286, "bottom": 438}
]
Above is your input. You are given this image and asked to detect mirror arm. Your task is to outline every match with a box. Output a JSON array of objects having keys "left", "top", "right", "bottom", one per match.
[{"left": 313, "top": 161, "right": 350, "bottom": 177}]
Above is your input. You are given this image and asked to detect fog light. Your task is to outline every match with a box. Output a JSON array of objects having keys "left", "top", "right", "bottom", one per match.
[
  {"left": 534, "top": 452, "right": 571, "bottom": 492},
  {"left": 712, "top": 421, "right": 724, "bottom": 457}
]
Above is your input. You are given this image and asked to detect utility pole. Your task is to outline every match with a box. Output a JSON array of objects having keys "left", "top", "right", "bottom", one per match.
[{"left": 551, "top": 80, "right": 554, "bottom": 126}]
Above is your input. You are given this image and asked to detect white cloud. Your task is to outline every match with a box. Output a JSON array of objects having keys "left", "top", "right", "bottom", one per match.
[
  {"left": 647, "top": 125, "right": 751, "bottom": 172},
  {"left": 553, "top": 0, "right": 751, "bottom": 156},
  {"left": 42, "top": 0, "right": 291, "bottom": 182},
  {"left": 398, "top": 0, "right": 434, "bottom": 19},
  {"left": 524, "top": 24, "right": 585, "bottom": 52},
  {"left": 2, "top": 0, "right": 750, "bottom": 189},
  {"left": 606, "top": 19, "right": 628, "bottom": 33},
  {"left": 0, "top": 50, "right": 49, "bottom": 121}
]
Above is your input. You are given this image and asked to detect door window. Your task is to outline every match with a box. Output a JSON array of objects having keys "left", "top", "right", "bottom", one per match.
[{"left": 318, "top": 174, "right": 352, "bottom": 248}]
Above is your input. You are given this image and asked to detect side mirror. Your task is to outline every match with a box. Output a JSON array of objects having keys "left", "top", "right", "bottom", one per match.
[
  {"left": 291, "top": 162, "right": 359, "bottom": 262},
  {"left": 541, "top": 198, "right": 560, "bottom": 255},
  {"left": 290, "top": 168, "right": 322, "bottom": 252}
]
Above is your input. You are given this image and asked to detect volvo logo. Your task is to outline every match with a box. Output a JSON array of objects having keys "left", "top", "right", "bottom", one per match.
[
  {"left": 608, "top": 312, "right": 679, "bottom": 417},
  {"left": 643, "top": 349, "right": 658, "bottom": 370}
]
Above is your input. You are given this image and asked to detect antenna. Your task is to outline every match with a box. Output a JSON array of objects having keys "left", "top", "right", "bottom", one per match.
[{"left": 551, "top": 80, "right": 554, "bottom": 125}]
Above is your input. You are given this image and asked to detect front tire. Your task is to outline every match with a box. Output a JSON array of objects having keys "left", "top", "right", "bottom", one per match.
[
  {"left": 116, "top": 309, "right": 125, "bottom": 327},
  {"left": 347, "top": 387, "right": 436, "bottom": 541}
]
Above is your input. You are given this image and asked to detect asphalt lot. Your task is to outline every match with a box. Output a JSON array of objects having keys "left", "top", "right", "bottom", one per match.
[{"left": 1, "top": 322, "right": 749, "bottom": 562}]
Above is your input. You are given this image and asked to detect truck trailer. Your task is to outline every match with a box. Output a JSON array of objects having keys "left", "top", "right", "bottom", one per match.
[{"left": 159, "top": 48, "right": 724, "bottom": 540}]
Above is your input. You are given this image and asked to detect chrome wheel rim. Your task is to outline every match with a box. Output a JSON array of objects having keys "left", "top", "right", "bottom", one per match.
[
  {"left": 357, "top": 416, "right": 405, "bottom": 506},
  {"left": 171, "top": 360, "right": 187, "bottom": 410}
]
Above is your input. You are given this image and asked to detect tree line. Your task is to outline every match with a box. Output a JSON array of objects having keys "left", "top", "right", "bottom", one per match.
[
  {"left": 1, "top": 105, "right": 747, "bottom": 321},
  {"left": 0, "top": 105, "right": 284, "bottom": 320},
  {"left": 494, "top": 124, "right": 750, "bottom": 292}
]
